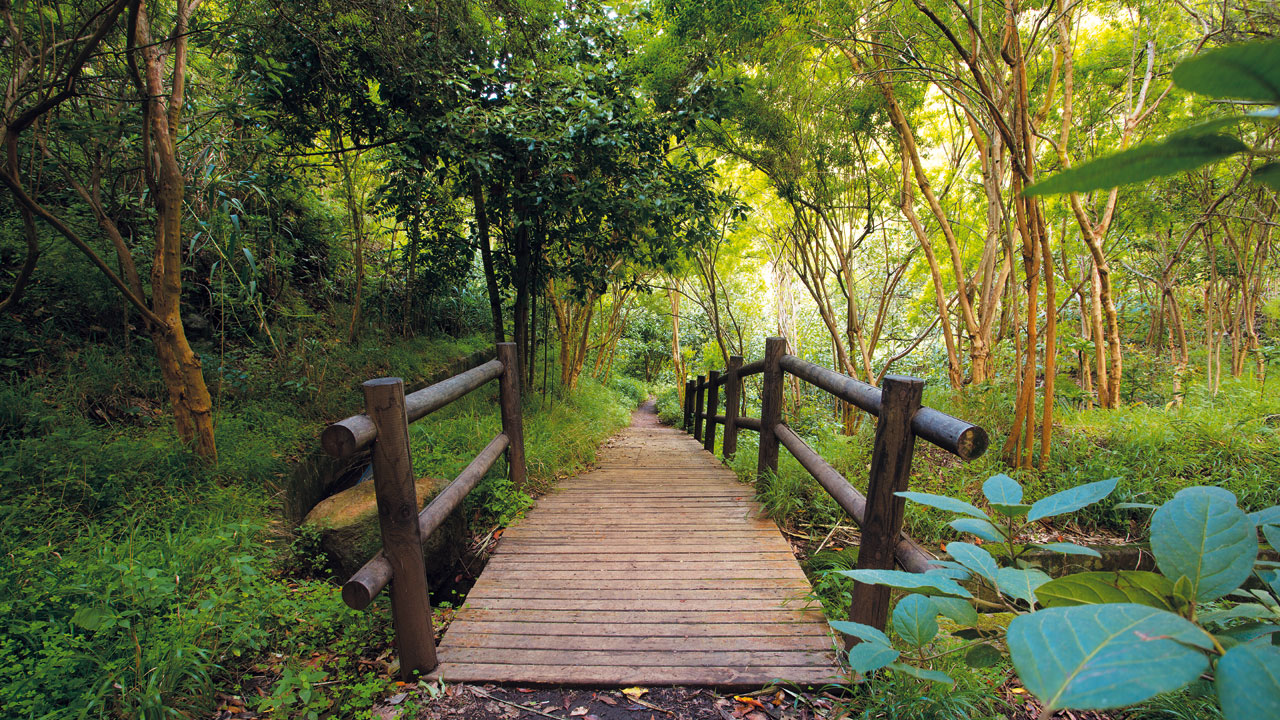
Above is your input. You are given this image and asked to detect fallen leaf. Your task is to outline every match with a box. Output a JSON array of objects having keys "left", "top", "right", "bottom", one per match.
[
  {"left": 570, "top": 707, "right": 589, "bottom": 716},
  {"left": 517, "top": 688, "right": 536, "bottom": 693},
  {"left": 598, "top": 695, "right": 618, "bottom": 706},
  {"left": 388, "top": 693, "right": 408, "bottom": 705},
  {"left": 622, "top": 687, "right": 649, "bottom": 699}
]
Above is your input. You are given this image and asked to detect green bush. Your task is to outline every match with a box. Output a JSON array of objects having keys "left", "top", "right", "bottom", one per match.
[
  {"left": 655, "top": 384, "right": 682, "bottom": 425},
  {"left": 607, "top": 376, "right": 648, "bottom": 407}
]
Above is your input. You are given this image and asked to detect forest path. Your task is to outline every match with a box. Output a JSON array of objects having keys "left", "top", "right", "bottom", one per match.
[{"left": 427, "top": 401, "right": 840, "bottom": 688}]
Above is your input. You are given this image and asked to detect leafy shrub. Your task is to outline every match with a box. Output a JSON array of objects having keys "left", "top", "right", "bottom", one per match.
[
  {"left": 836, "top": 474, "right": 1280, "bottom": 719},
  {"left": 655, "top": 384, "right": 683, "bottom": 425},
  {"left": 607, "top": 376, "right": 648, "bottom": 406}
]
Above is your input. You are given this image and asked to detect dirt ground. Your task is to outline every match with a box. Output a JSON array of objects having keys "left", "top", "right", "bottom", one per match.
[{"left": 373, "top": 683, "right": 837, "bottom": 720}]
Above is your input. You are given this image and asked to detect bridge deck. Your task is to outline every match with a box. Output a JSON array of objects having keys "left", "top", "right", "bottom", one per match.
[{"left": 429, "top": 406, "right": 841, "bottom": 687}]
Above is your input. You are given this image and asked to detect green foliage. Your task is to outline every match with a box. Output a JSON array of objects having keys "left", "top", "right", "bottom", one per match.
[
  {"left": 838, "top": 474, "right": 1280, "bottom": 719},
  {"left": 1028, "top": 39, "right": 1280, "bottom": 195},
  {"left": 607, "top": 376, "right": 649, "bottom": 407}
]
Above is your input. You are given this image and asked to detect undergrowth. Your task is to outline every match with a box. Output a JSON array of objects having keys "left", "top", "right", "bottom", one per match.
[{"left": 0, "top": 330, "right": 636, "bottom": 719}]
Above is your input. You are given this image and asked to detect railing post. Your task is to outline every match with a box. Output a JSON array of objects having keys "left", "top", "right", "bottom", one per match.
[
  {"left": 683, "top": 379, "right": 695, "bottom": 431},
  {"left": 723, "top": 356, "right": 743, "bottom": 458},
  {"left": 693, "top": 375, "right": 706, "bottom": 442},
  {"left": 497, "top": 343, "right": 527, "bottom": 486},
  {"left": 847, "top": 374, "right": 924, "bottom": 637},
  {"left": 362, "top": 377, "right": 438, "bottom": 678},
  {"left": 757, "top": 337, "right": 785, "bottom": 483},
  {"left": 703, "top": 370, "right": 720, "bottom": 453}
]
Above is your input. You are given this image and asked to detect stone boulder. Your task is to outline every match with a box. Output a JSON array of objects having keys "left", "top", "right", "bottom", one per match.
[{"left": 303, "top": 476, "right": 465, "bottom": 584}]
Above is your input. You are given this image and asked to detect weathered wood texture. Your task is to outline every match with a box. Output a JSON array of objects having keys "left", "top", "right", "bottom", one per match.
[
  {"left": 431, "top": 410, "right": 840, "bottom": 687},
  {"left": 362, "top": 378, "right": 438, "bottom": 677}
]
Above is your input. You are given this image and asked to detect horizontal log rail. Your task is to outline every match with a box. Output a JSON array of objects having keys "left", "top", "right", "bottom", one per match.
[
  {"left": 679, "top": 337, "right": 988, "bottom": 638},
  {"left": 343, "top": 432, "right": 510, "bottom": 610},
  {"left": 321, "top": 343, "right": 526, "bottom": 679},
  {"left": 322, "top": 359, "right": 505, "bottom": 458}
]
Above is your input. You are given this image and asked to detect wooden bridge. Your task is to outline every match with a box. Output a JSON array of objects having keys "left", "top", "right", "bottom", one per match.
[{"left": 320, "top": 339, "right": 987, "bottom": 688}]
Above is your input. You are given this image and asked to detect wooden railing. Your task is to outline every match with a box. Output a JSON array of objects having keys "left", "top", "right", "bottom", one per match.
[
  {"left": 320, "top": 342, "right": 526, "bottom": 678},
  {"left": 681, "top": 336, "right": 988, "bottom": 636}
]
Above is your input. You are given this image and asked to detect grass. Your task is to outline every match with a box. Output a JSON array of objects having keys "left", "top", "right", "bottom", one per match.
[
  {"left": 699, "top": 368, "right": 1280, "bottom": 544},
  {"left": 0, "top": 329, "right": 638, "bottom": 719}
]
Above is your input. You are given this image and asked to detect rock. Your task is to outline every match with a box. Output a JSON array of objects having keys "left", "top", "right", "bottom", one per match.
[{"left": 303, "top": 475, "right": 465, "bottom": 582}]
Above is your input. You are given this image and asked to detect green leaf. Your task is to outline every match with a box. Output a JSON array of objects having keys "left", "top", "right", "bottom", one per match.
[
  {"left": 1250, "top": 506, "right": 1280, "bottom": 526},
  {"left": 1008, "top": 604, "right": 1214, "bottom": 712},
  {"left": 991, "top": 503, "right": 1031, "bottom": 518},
  {"left": 896, "top": 491, "right": 988, "bottom": 519},
  {"left": 1263, "top": 524, "right": 1280, "bottom": 551},
  {"left": 1217, "top": 622, "right": 1280, "bottom": 648},
  {"left": 1023, "top": 135, "right": 1248, "bottom": 196},
  {"left": 1151, "top": 487, "right": 1258, "bottom": 601},
  {"left": 71, "top": 606, "right": 107, "bottom": 631},
  {"left": 1216, "top": 642, "right": 1280, "bottom": 720},
  {"left": 983, "top": 474, "right": 1023, "bottom": 506},
  {"left": 847, "top": 641, "right": 899, "bottom": 674},
  {"left": 950, "top": 518, "right": 1006, "bottom": 543},
  {"left": 1256, "top": 163, "right": 1280, "bottom": 191},
  {"left": 1199, "top": 604, "right": 1276, "bottom": 626},
  {"left": 1033, "top": 542, "right": 1102, "bottom": 558},
  {"left": 888, "top": 663, "right": 954, "bottom": 686},
  {"left": 997, "top": 567, "right": 1052, "bottom": 606},
  {"left": 931, "top": 596, "right": 978, "bottom": 627},
  {"left": 1027, "top": 478, "right": 1120, "bottom": 522},
  {"left": 964, "top": 644, "right": 1004, "bottom": 669},
  {"left": 893, "top": 594, "right": 939, "bottom": 647},
  {"left": 1172, "top": 40, "right": 1280, "bottom": 103},
  {"left": 1034, "top": 571, "right": 1177, "bottom": 611},
  {"left": 833, "top": 568, "right": 972, "bottom": 598},
  {"left": 947, "top": 542, "right": 998, "bottom": 585},
  {"left": 830, "top": 620, "right": 891, "bottom": 647}
]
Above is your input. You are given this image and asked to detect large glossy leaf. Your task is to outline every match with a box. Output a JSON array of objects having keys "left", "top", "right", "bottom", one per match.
[
  {"left": 1034, "top": 542, "right": 1101, "bottom": 558},
  {"left": 829, "top": 620, "right": 891, "bottom": 647},
  {"left": 1172, "top": 40, "right": 1280, "bottom": 102},
  {"left": 931, "top": 596, "right": 978, "bottom": 627},
  {"left": 847, "top": 641, "right": 899, "bottom": 674},
  {"left": 833, "top": 568, "right": 972, "bottom": 598},
  {"left": 896, "top": 491, "right": 988, "bottom": 519},
  {"left": 893, "top": 594, "right": 939, "bottom": 647},
  {"left": 1023, "top": 135, "right": 1247, "bottom": 197},
  {"left": 950, "top": 518, "right": 1005, "bottom": 543},
  {"left": 1035, "top": 571, "right": 1177, "bottom": 610},
  {"left": 1151, "top": 487, "right": 1258, "bottom": 601},
  {"left": 1251, "top": 505, "right": 1280, "bottom": 526},
  {"left": 947, "top": 542, "right": 998, "bottom": 585},
  {"left": 1262, "top": 524, "right": 1280, "bottom": 554},
  {"left": 964, "top": 644, "right": 1004, "bottom": 668},
  {"left": 1027, "top": 478, "right": 1120, "bottom": 522},
  {"left": 1216, "top": 642, "right": 1280, "bottom": 720},
  {"left": 983, "top": 474, "right": 1023, "bottom": 506},
  {"left": 1008, "top": 604, "right": 1214, "bottom": 712},
  {"left": 997, "top": 567, "right": 1052, "bottom": 606}
]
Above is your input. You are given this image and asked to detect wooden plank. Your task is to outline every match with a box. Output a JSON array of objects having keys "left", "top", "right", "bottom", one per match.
[
  {"left": 431, "top": 416, "right": 838, "bottom": 687},
  {"left": 437, "top": 649, "right": 833, "bottom": 667},
  {"left": 442, "top": 621, "right": 829, "bottom": 638},
  {"left": 450, "top": 609, "right": 829, "bottom": 624},
  {"left": 428, "top": 664, "right": 843, "bottom": 688},
  {"left": 465, "top": 591, "right": 814, "bottom": 607},
  {"left": 439, "top": 633, "right": 832, "bottom": 652}
]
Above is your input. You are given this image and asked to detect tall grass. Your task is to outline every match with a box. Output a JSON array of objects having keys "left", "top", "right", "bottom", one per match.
[{"left": 0, "top": 332, "right": 637, "bottom": 718}]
